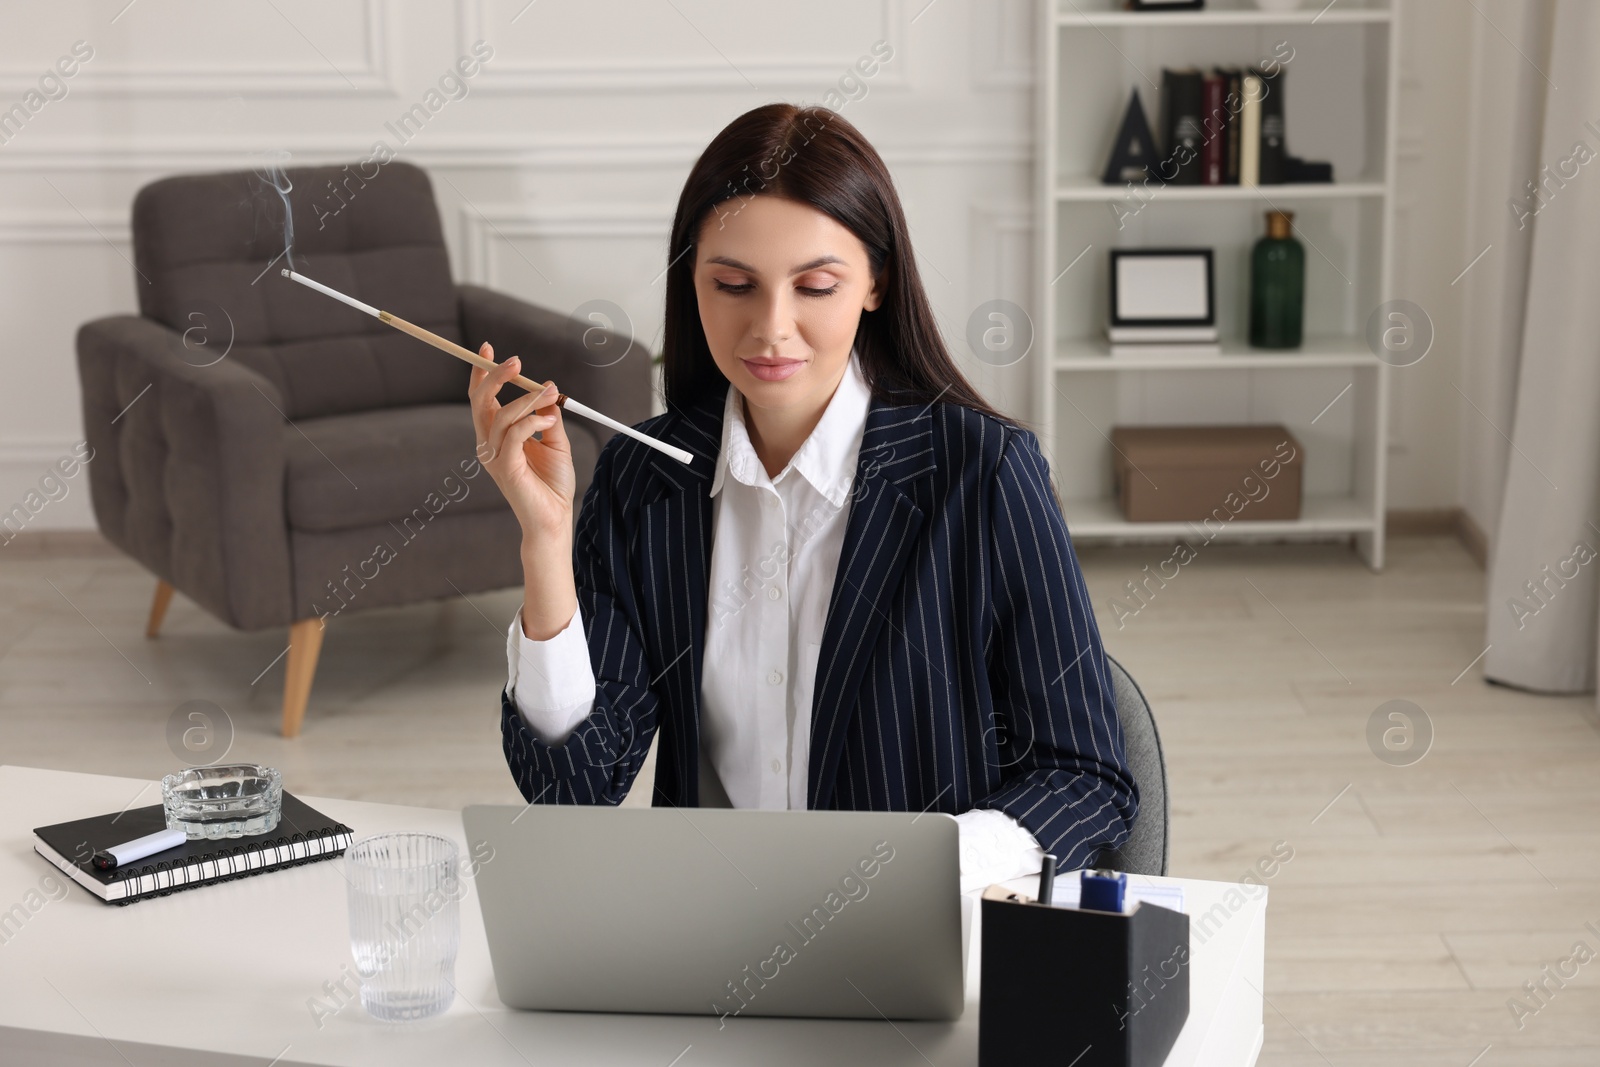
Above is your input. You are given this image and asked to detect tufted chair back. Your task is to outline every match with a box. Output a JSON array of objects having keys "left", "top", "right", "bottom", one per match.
[{"left": 132, "top": 161, "right": 468, "bottom": 420}]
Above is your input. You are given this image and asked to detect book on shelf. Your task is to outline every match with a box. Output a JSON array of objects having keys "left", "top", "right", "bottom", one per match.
[
  {"left": 1107, "top": 325, "right": 1219, "bottom": 343},
  {"left": 1201, "top": 72, "right": 1226, "bottom": 185},
  {"left": 1102, "top": 67, "right": 1309, "bottom": 191},
  {"left": 33, "top": 792, "right": 353, "bottom": 905},
  {"left": 1159, "top": 68, "right": 1205, "bottom": 185},
  {"left": 1220, "top": 68, "right": 1244, "bottom": 184},
  {"left": 1257, "top": 66, "right": 1287, "bottom": 184},
  {"left": 1239, "top": 70, "right": 1264, "bottom": 186}
]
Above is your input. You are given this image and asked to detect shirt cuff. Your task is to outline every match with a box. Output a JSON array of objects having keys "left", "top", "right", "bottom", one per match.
[
  {"left": 954, "top": 808, "right": 1046, "bottom": 895},
  {"left": 506, "top": 606, "right": 597, "bottom": 746}
]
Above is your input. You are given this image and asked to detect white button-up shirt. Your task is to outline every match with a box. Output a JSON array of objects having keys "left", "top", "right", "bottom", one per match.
[
  {"left": 506, "top": 354, "right": 1044, "bottom": 890},
  {"left": 697, "top": 348, "right": 868, "bottom": 808}
]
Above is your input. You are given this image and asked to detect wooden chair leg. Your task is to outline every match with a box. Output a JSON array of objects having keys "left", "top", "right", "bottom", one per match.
[
  {"left": 281, "top": 617, "right": 327, "bottom": 738},
  {"left": 145, "top": 580, "right": 175, "bottom": 638}
]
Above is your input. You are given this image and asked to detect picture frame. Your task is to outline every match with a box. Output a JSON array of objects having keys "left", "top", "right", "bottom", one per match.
[
  {"left": 1128, "top": 0, "right": 1206, "bottom": 11},
  {"left": 1107, "top": 248, "right": 1215, "bottom": 328}
]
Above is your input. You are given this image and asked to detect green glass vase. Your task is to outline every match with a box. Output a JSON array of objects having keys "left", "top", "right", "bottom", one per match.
[{"left": 1249, "top": 210, "right": 1304, "bottom": 348}]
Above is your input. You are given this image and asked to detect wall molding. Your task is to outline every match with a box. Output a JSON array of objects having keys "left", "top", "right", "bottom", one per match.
[
  {"left": 0, "top": 133, "right": 1031, "bottom": 173},
  {"left": 456, "top": 0, "right": 909, "bottom": 93},
  {"left": 0, "top": 438, "right": 100, "bottom": 532},
  {"left": 1385, "top": 506, "right": 1488, "bottom": 568},
  {"left": 0, "top": 0, "right": 394, "bottom": 97},
  {"left": 456, "top": 203, "right": 671, "bottom": 289},
  {"left": 966, "top": 201, "right": 1033, "bottom": 308},
  {"left": 0, "top": 212, "right": 129, "bottom": 244},
  {"left": 969, "top": 0, "right": 1034, "bottom": 90},
  {"left": 0, "top": 438, "right": 88, "bottom": 464},
  {"left": 0, "top": 528, "right": 117, "bottom": 556}
]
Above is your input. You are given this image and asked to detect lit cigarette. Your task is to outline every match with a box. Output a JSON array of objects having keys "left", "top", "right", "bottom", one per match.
[{"left": 280, "top": 269, "right": 693, "bottom": 465}]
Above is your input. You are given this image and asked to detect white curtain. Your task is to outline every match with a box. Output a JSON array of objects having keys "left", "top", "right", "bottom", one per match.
[{"left": 1481, "top": 0, "right": 1600, "bottom": 694}]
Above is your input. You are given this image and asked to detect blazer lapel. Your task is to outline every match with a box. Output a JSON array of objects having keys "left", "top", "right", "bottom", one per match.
[
  {"left": 807, "top": 396, "right": 935, "bottom": 809},
  {"left": 640, "top": 389, "right": 724, "bottom": 805}
]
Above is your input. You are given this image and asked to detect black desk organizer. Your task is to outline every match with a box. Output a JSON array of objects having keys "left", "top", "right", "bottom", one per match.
[{"left": 979, "top": 884, "right": 1191, "bottom": 1067}]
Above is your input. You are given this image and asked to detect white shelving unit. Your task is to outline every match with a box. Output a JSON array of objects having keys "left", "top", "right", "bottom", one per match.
[{"left": 1034, "top": 0, "right": 1399, "bottom": 568}]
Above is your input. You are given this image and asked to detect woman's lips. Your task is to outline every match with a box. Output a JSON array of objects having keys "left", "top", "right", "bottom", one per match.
[{"left": 741, "top": 358, "right": 804, "bottom": 382}]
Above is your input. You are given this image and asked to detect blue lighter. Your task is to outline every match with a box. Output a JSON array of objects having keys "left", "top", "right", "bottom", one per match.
[{"left": 1079, "top": 868, "right": 1127, "bottom": 913}]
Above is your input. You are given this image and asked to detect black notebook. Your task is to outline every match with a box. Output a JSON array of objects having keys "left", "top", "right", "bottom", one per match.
[{"left": 33, "top": 792, "right": 353, "bottom": 905}]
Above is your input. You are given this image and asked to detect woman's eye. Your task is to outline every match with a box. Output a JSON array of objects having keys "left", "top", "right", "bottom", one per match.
[{"left": 710, "top": 277, "right": 836, "bottom": 296}]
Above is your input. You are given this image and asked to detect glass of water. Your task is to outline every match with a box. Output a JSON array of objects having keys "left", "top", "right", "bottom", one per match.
[{"left": 345, "top": 832, "right": 461, "bottom": 1022}]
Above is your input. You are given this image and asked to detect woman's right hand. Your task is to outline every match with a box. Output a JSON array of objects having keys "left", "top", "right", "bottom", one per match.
[
  {"left": 469, "top": 342, "right": 576, "bottom": 542},
  {"left": 470, "top": 342, "right": 580, "bottom": 641}
]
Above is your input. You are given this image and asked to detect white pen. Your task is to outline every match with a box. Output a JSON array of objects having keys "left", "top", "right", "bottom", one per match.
[{"left": 92, "top": 827, "right": 187, "bottom": 871}]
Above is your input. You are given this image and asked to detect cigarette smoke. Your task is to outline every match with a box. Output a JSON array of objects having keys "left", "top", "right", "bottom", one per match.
[{"left": 252, "top": 150, "right": 296, "bottom": 270}]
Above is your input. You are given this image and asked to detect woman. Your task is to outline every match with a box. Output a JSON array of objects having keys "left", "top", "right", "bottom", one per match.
[{"left": 469, "top": 104, "right": 1136, "bottom": 891}]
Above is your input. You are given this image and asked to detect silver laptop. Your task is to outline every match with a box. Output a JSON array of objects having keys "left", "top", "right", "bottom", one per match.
[{"left": 462, "top": 805, "right": 964, "bottom": 1021}]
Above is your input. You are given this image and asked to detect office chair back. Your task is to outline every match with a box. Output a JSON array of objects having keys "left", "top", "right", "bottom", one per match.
[{"left": 1097, "top": 655, "right": 1169, "bottom": 876}]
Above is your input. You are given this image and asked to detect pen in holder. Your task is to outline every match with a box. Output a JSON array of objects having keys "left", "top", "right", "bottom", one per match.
[{"left": 979, "top": 868, "right": 1190, "bottom": 1067}]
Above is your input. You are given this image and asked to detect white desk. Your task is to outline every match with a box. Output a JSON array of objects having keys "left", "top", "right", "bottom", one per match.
[{"left": 0, "top": 766, "right": 1264, "bottom": 1066}]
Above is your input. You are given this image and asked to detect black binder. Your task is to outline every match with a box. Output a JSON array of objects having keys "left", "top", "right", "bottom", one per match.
[
  {"left": 1159, "top": 68, "right": 1205, "bottom": 185},
  {"left": 1256, "top": 67, "right": 1287, "bottom": 185},
  {"left": 979, "top": 884, "right": 1191, "bottom": 1067},
  {"left": 33, "top": 793, "right": 352, "bottom": 905}
]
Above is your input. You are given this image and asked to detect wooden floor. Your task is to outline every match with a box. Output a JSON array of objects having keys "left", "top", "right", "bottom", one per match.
[{"left": 2, "top": 533, "right": 1597, "bottom": 1064}]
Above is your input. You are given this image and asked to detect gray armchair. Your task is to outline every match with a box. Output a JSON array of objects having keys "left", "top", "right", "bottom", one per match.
[{"left": 75, "top": 162, "right": 649, "bottom": 737}]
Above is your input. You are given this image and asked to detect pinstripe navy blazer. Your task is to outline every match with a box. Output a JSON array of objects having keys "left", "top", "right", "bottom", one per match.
[{"left": 499, "top": 379, "right": 1139, "bottom": 867}]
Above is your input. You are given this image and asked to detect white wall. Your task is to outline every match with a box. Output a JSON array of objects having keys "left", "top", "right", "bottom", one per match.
[
  {"left": 0, "top": 0, "right": 1479, "bottom": 533},
  {"left": 0, "top": 0, "right": 1037, "bottom": 532},
  {"left": 1385, "top": 0, "right": 1474, "bottom": 512}
]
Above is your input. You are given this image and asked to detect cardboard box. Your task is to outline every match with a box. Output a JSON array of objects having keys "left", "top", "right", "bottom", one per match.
[{"left": 1110, "top": 425, "right": 1303, "bottom": 522}]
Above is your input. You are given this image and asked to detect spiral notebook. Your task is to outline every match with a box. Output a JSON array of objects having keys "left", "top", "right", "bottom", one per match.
[{"left": 32, "top": 793, "right": 353, "bottom": 905}]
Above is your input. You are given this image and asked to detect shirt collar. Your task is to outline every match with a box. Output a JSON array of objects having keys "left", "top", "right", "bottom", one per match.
[{"left": 709, "top": 352, "right": 871, "bottom": 508}]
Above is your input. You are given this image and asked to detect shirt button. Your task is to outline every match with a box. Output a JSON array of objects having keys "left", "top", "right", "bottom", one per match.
[
  {"left": 768, "top": 670, "right": 783, "bottom": 685},
  {"left": 771, "top": 759, "right": 783, "bottom": 774},
  {"left": 767, "top": 586, "right": 782, "bottom": 601}
]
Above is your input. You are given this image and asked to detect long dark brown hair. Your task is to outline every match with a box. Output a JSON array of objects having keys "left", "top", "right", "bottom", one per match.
[{"left": 661, "top": 103, "right": 1017, "bottom": 429}]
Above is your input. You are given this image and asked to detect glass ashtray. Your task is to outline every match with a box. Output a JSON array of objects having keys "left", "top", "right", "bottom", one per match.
[{"left": 162, "top": 763, "right": 283, "bottom": 840}]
